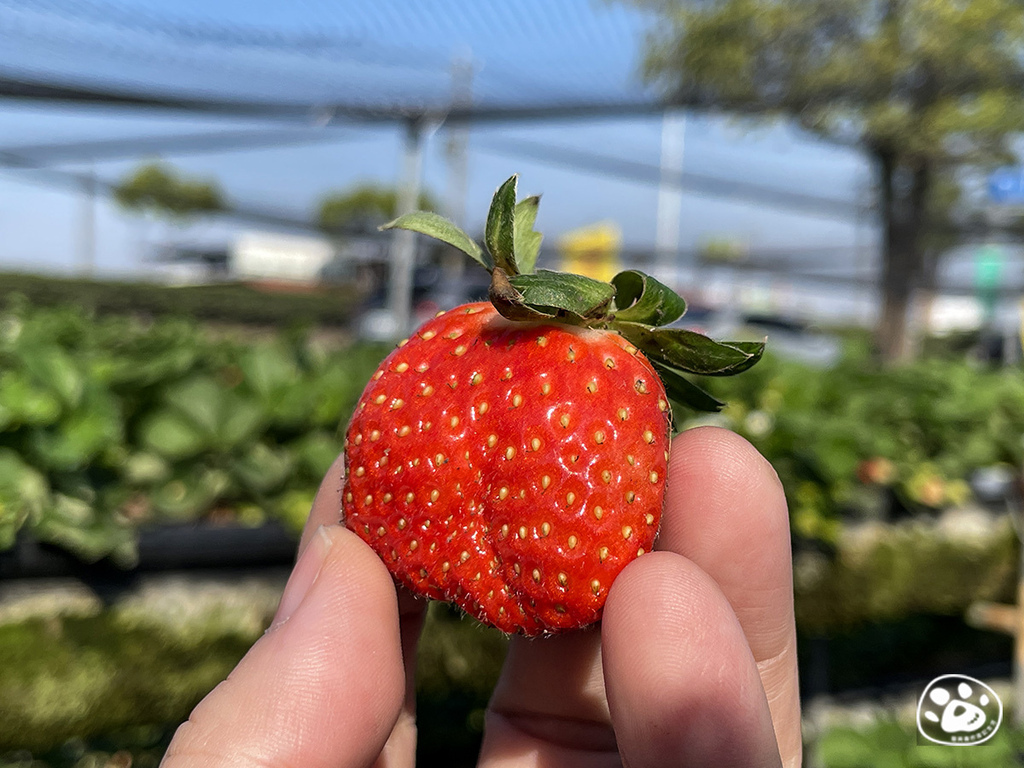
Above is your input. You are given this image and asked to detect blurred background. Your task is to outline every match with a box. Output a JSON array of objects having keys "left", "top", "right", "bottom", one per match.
[{"left": 2, "top": 0, "right": 1024, "bottom": 765}]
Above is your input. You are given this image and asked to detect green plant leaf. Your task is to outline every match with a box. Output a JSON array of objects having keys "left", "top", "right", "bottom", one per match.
[
  {"left": 509, "top": 270, "right": 615, "bottom": 321},
  {"left": 33, "top": 492, "right": 136, "bottom": 564},
  {"left": 290, "top": 431, "right": 343, "bottom": 479},
  {"left": 381, "top": 211, "right": 489, "bottom": 270},
  {"left": 233, "top": 443, "right": 293, "bottom": 494},
  {"left": 165, "top": 376, "right": 223, "bottom": 437},
  {"left": 218, "top": 395, "right": 266, "bottom": 451},
  {"left": 123, "top": 452, "right": 172, "bottom": 485},
  {"left": 240, "top": 345, "right": 311, "bottom": 427},
  {"left": 615, "top": 323, "right": 765, "bottom": 376},
  {"left": 0, "top": 448, "right": 49, "bottom": 547},
  {"left": 513, "top": 195, "right": 543, "bottom": 274},
  {"left": 21, "top": 347, "right": 84, "bottom": 410},
  {"left": 241, "top": 344, "right": 299, "bottom": 399},
  {"left": 650, "top": 361, "right": 725, "bottom": 412},
  {"left": 485, "top": 175, "right": 519, "bottom": 275},
  {"left": 611, "top": 270, "right": 687, "bottom": 326},
  {"left": 140, "top": 412, "right": 208, "bottom": 461},
  {"left": 0, "top": 372, "right": 61, "bottom": 427},
  {"left": 30, "top": 396, "right": 122, "bottom": 472},
  {"left": 151, "top": 469, "right": 227, "bottom": 520}
]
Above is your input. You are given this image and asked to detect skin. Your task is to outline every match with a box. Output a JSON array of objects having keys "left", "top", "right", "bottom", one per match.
[{"left": 161, "top": 426, "right": 801, "bottom": 768}]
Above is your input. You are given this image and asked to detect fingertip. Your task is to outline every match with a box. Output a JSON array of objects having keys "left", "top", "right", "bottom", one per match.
[
  {"left": 603, "top": 552, "right": 782, "bottom": 768},
  {"left": 668, "top": 427, "right": 785, "bottom": 511},
  {"left": 661, "top": 425, "right": 794, "bottom": 635}
]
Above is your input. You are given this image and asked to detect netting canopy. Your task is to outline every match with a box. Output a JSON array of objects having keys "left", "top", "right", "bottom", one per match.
[
  {"left": 0, "top": 0, "right": 658, "bottom": 118},
  {"left": 0, "top": 0, "right": 888, "bottom": 314}
]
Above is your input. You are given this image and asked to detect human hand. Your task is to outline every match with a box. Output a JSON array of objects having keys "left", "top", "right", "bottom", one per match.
[{"left": 161, "top": 426, "right": 801, "bottom": 767}]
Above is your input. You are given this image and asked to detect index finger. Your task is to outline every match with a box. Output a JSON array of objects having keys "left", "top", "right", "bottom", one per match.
[
  {"left": 658, "top": 426, "right": 801, "bottom": 766},
  {"left": 299, "top": 452, "right": 427, "bottom": 768}
]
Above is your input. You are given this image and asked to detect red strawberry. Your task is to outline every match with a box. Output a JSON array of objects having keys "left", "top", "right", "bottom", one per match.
[
  {"left": 344, "top": 302, "right": 671, "bottom": 634},
  {"left": 342, "top": 175, "right": 763, "bottom": 635}
]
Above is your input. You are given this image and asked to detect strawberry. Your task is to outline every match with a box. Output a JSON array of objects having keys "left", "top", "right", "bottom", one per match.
[{"left": 343, "top": 175, "right": 763, "bottom": 635}]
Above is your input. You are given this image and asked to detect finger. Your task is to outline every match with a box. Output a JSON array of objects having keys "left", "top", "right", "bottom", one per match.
[
  {"left": 298, "top": 452, "right": 426, "bottom": 768},
  {"left": 659, "top": 427, "right": 801, "bottom": 766},
  {"left": 162, "top": 525, "right": 405, "bottom": 768},
  {"left": 481, "top": 629, "right": 619, "bottom": 767},
  {"left": 603, "top": 551, "right": 782, "bottom": 768}
]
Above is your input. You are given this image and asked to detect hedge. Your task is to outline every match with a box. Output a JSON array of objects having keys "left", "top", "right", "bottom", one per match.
[
  {"left": 0, "top": 575, "right": 506, "bottom": 765},
  {"left": 0, "top": 273, "right": 362, "bottom": 327}
]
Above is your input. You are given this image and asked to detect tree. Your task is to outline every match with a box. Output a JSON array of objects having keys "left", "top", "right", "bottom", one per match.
[
  {"left": 316, "top": 183, "right": 438, "bottom": 235},
  {"left": 632, "top": 0, "right": 1024, "bottom": 362},
  {"left": 113, "top": 162, "right": 225, "bottom": 219}
]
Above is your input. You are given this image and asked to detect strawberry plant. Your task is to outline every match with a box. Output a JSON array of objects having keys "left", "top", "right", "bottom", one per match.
[
  {"left": 343, "top": 175, "right": 764, "bottom": 635},
  {"left": 698, "top": 341, "right": 1024, "bottom": 541},
  {"left": 0, "top": 302, "right": 388, "bottom": 563}
]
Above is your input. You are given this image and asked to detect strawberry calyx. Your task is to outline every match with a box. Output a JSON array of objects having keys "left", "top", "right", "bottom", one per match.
[{"left": 381, "top": 174, "right": 764, "bottom": 412}]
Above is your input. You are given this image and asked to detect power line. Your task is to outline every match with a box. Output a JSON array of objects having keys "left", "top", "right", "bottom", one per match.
[
  {"left": 0, "top": 127, "right": 358, "bottom": 164},
  {"left": 0, "top": 69, "right": 665, "bottom": 122},
  {"left": 476, "top": 136, "right": 871, "bottom": 220}
]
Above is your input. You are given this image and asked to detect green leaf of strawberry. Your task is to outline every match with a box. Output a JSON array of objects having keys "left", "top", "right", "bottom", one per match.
[
  {"left": 381, "top": 211, "right": 489, "bottom": 270},
  {"left": 613, "top": 323, "right": 765, "bottom": 377},
  {"left": 509, "top": 270, "right": 615, "bottom": 321},
  {"left": 611, "top": 270, "right": 687, "bottom": 326},
  {"left": 648, "top": 360, "right": 726, "bottom": 412},
  {"left": 513, "top": 194, "right": 543, "bottom": 274},
  {"left": 485, "top": 175, "right": 519, "bottom": 275}
]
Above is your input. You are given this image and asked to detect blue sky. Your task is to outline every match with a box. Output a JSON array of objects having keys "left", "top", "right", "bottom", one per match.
[{"left": 0, "top": 0, "right": 873, "bottom": 282}]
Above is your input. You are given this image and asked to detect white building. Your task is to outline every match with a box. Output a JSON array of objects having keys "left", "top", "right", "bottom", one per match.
[{"left": 230, "top": 232, "right": 336, "bottom": 283}]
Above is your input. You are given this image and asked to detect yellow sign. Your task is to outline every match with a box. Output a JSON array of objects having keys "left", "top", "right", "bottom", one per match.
[{"left": 557, "top": 222, "right": 621, "bottom": 282}]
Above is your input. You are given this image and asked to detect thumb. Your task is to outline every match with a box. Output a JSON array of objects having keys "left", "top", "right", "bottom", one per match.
[{"left": 162, "top": 525, "right": 405, "bottom": 768}]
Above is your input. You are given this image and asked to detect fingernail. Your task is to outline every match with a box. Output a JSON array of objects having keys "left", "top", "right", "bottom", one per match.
[{"left": 272, "top": 526, "right": 335, "bottom": 626}]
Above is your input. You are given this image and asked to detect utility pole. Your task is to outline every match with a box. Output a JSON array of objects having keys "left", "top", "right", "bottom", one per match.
[
  {"left": 389, "top": 117, "right": 428, "bottom": 337},
  {"left": 444, "top": 55, "right": 474, "bottom": 284},
  {"left": 655, "top": 108, "right": 686, "bottom": 288}
]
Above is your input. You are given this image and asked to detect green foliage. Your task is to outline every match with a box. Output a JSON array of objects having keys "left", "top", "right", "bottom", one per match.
[
  {"left": 637, "top": 0, "right": 1024, "bottom": 163},
  {"left": 0, "top": 301, "right": 388, "bottom": 562},
  {"left": 0, "top": 580, "right": 507, "bottom": 763},
  {"left": 695, "top": 342, "right": 1024, "bottom": 542},
  {"left": 0, "top": 273, "right": 362, "bottom": 326},
  {"left": 317, "top": 182, "right": 438, "bottom": 234},
  {"left": 0, "top": 575, "right": 281, "bottom": 753},
  {"left": 794, "top": 517, "right": 1018, "bottom": 632},
  {"left": 5, "top": 293, "right": 1023, "bottom": 576},
  {"left": 113, "top": 163, "right": 224, "bottom": 219},
  {"left": 416, "top": 603, "right": 508, "bottom": 765},
  {"left": 819, "top": 716, "right": 1024, "bottom": 767},
  {"left": 381, "top": 211, "right": 488, "bottom": 269}
]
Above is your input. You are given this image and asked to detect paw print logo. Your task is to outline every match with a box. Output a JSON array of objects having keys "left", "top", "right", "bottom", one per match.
[{"left": 917, "top": 675, "right": 1002, "bottom": 746}]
